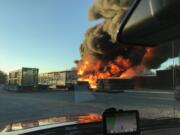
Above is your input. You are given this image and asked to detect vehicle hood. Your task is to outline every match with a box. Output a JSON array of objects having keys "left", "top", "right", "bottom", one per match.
[{"left": 0, "top": 114, "right": 102, "bottom": 135}]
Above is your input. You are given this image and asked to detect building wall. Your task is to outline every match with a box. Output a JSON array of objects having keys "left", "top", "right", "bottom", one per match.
[{"left": 135, "top": 69, "right": 180, "bottom": 90}]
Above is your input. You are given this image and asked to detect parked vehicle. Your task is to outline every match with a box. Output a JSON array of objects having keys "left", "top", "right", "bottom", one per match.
[
  {"left": 39, "top": 71, "right": 77, "bottom": 90},
  {"left": 7, "top": 67, "right": 39, "bottom": 91}
]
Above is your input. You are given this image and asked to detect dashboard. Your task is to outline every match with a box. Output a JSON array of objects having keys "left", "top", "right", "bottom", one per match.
[{"left": 22, "top": 119, "right": 180, "bottom": 135}]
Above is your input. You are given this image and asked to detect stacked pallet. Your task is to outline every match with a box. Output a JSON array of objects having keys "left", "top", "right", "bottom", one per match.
[{"left": 96, "top": 78, "right": 134, "bottom": 92}]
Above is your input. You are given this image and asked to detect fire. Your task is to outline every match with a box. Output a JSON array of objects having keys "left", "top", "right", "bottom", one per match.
[
  {"left": 76, "top": 0, "right": 169, "bottom": 89},
  {"left": 77, "top": 48, "right": 154, "bottom": 89},
  {"left": 77, "top": 55, "right": 133, "bottom": 89},
  {"left": 78, "top": 60, "right": 89, "bottom": 75},
  {"left": 120, "top": 65, "right": 145, "bottom": 79}
]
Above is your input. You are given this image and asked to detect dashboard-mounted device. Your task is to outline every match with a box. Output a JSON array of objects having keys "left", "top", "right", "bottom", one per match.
[{"left": 103, "top": 109, "right": 140, "bottom": 135}]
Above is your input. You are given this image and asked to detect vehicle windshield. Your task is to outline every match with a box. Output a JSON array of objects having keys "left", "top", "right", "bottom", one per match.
[{"left": 0, "top": 0, "right": 180, "bottom": 127}]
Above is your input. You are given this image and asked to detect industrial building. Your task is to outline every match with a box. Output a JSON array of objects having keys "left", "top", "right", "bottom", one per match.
[{"left": 135, "top": 67, "right": 180, "bottom": 90}]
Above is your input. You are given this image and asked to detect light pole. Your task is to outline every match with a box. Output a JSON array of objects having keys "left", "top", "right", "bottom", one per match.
[{"left": 172, "top": 40, "right": 175, "bottom": 90}]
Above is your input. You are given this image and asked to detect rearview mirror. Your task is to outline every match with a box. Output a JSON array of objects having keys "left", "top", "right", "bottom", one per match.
[{"left": 117, "top": 0, "right": 180, "bottom": 46}]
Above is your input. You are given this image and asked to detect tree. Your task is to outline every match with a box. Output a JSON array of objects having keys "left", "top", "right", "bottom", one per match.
[{"left": 0, "top": 71, "right": 7, "bottom": 84}]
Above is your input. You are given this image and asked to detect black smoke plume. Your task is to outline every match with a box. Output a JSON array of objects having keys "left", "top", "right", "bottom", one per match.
[{"left": 78, "top": 0, "right": 180, "bottom": 79}]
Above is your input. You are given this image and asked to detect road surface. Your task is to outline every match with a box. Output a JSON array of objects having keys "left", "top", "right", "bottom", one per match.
[{"left": 0, "top": 88, "right": 180, "bottom": 125}]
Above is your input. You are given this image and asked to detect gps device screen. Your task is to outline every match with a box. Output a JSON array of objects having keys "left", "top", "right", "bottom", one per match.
[
  {"left": 103, "top": 110, "right": 140, "bottom": 135},
  {"left": 107, "top": 113, "right": 137, "bottom": 134}
]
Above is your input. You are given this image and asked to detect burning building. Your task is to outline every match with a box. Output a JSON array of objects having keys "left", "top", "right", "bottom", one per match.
[{"left": 76, "top": 0, "right": 180, "bottom": 89}]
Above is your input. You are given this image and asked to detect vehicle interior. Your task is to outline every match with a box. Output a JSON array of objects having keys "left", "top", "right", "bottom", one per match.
[{"left": 0, "top": 0, "right": 180, "bottom": 135}]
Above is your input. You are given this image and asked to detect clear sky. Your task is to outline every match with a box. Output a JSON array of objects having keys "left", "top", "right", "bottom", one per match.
[{"left": 0, "top": 0, "right": 96, "bottom": 73}]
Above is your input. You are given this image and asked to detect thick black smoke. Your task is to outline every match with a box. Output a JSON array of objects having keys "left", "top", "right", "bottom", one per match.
[
  {"left": 80, "top": 24, "right": 146, "bottom": 66},
  {"left": 79, "top": 0, "right": 180, "bottom": 77}
]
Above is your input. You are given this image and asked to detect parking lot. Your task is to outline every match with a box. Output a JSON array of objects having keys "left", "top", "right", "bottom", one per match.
[{"left": 0, "top": 88, "right": 180, "bottom": 125}]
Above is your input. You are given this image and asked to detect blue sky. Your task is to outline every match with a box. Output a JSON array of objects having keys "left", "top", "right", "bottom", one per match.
[{"left": 0, "top": 0, "right": 96, "bottom": 73}]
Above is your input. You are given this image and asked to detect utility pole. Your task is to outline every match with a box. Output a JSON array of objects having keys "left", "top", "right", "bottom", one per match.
[
  {"left": 172, "top": 40, "right": 176, "bottom": 119},
  {"left": 179, "top": 52, "right": 180, "bottom": 65},
  {"left": 172, "top": 40, "right": 175, "bottom": 90}
]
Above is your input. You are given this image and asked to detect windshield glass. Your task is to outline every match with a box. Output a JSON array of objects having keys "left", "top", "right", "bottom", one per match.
[{"left": 0, "top": 0, "right": 180, "bottom": 127}]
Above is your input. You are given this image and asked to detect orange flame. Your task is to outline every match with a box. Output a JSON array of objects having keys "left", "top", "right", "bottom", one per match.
[
  {"left": 77, "top": 56, "right": 132, "bottom": 89},
  {"left": 120, "top": 65, "right": 145, "bottom": 79},
  {"left": 77, "top": 48, "right": 154, "bottom": 89}
]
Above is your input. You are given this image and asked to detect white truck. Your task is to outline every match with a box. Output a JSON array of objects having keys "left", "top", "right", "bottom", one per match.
[
  {"left": 7, "top": 67, "right": 39, "bottom": 91},
  {"left": 39, "top": 71, "right": 77, "bottom": 90}
]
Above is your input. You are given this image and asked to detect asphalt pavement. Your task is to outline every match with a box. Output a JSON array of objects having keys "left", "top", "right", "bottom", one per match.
[{"left": 0, "top": 88, "right": 180, "bottom": 125}]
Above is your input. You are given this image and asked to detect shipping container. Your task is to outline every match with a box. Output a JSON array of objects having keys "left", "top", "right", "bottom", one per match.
[
  {"left": 134, "top": 68, "right": 180, "bottom": 90},
  {"left": 8, "top": 67, "right": 39, "bottom": 91},
  {"left": 96, "top": 78, "right": 134, "bottom": 92},
  {"left": 39, "top": 71, "right": 77, "bottom": 90}
]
